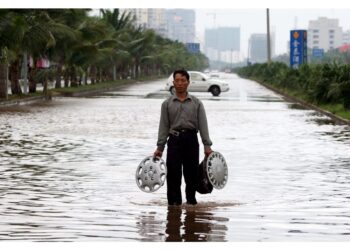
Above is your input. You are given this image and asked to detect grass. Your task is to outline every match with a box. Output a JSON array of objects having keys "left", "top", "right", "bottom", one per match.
[
  {"left": 277, "top": 88, "right": 350, "bottom": 121},
  {"left": 319, "top": 103, "right": 350, "bottom": 120}
]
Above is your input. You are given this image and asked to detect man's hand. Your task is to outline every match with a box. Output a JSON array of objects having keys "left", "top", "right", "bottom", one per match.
[
  {"left": 204, "top": 147, "right": 213, "bottom": 157},
  {"left": 153, "top": 149, "right": 163, "bottom": 158}
]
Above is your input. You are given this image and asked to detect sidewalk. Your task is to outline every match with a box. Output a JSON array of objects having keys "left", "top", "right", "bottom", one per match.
[{"left": 0, "top": 76, "right": 165, "bottom": 107}]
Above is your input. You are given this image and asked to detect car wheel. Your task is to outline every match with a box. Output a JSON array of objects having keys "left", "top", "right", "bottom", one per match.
[
  {"left": 210, "top": 86, "right": 221, "bottom": 96},
  {"left": 170, "top": 86, "right": 176, "bottom": 95}
]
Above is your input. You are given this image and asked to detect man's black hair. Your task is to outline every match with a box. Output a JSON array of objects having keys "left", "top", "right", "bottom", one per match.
[{"left": 173, "top": 69, "right": 190, "bottom": 81}]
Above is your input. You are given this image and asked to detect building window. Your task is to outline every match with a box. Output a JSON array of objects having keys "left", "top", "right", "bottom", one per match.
[
  {"left": 313, "top": 40, "right": 319, "bottom": 45},
  {"left": 313, "top": 35, "right": 319, "bottom": 39},
  {"left": 313, "top": 29, "right": 319, "bottom": 33},
  {"left": 330, "top": 41, "right": 334, "bottom": 45},
  {"left": 329, "top": 35, "right": 334, "bottom": 39},
  {"left": 329, "top": 29, "right": 335, "bottom": 33}
]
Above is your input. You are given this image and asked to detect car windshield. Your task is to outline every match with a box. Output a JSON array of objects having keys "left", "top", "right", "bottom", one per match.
[{"left": 190, "top": 72, "right": 209, "bottom": 81}]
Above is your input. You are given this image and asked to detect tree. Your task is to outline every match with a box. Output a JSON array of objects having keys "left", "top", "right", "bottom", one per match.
[
  {"left": 0, "top": 48, "right": 8, "bottom": 99},
  {"left": 45, "top": 9, "right": 86, "bottom": 89},
  {"left": 0, "top": 10, "right": 13, "bottom": 98}
]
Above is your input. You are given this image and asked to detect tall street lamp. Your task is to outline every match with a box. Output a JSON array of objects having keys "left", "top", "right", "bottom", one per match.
[{"left": 266, "top": 8, "right": 272, "bottom": 64}]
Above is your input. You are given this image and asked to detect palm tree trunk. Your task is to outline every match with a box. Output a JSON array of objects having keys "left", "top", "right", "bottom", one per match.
[
  {"left": 64, "top": 69, "right": 69, "bottom": 87},
  {"left": 21, "top": 52, "right": 28, "bottom": 94},
  {"left": 43, "top": 78, "right": 48, "bottom": 96},
  {"left": 28, "top": 67, "right": 37, "bottom": 93},
  {"left": 90, "top": 65, "right": 96, "bottom": 84},
  {"left": 0, "top": 62, "right": 8, "bottom": 99},
  {"left": 70, "top": 66, "right": 78, "bottom": 87},
  {"left": 84, "top": 69, "right": 88, "bottom": 85},
  {"left": 9, "top": 59, "right": 22, "bottom": 95},
  {"left": 132, "top": 65, "right": 135, "bottom": 79},
  {"left": 134, "top": 60, "right": 140, "bottom": 79},
  {"left": 113, "top": 64, "right": 117, "bottom": 81},
  {"left": 78, "top": 72, "right": 83, "bottom": 86},
  {"left": 0, "top": 48, "right": 8, "bottom": 99},
  {"left": 55, "top": 62, "right": 63, "bottom": 88},
  {"left": 97, "top": 68, "right": 101, "bottom": 83}
]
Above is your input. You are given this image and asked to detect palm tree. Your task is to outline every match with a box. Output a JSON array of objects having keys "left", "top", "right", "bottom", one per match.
[
  {"left": 100, "top": 8, "right": 134, "bottom": 81},
  {"left": 70, "top": 16, "right": 118, "bottom": 84},
  {"left": 3, "top": 10, "right": 61, "bottom": 94},
  {"left": 45, "top": 9, "right": 85, "bottom": 89},
  {"left": 0, "top": 10, "right": 17, "bottom": 96},
  {"left": 2, "top": 10, "right": 78, "bottom": 94}
]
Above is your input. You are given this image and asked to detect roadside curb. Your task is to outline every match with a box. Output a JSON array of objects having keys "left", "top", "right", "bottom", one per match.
[
  {"left": 52, "top": 82, "right": 131, "bottom": 97},
  {"left": 255, "top": 79, "right": 350, "bottom": 126},
  {"left": 0, "top": 95, "right": 48, "bottom": 107},
  {"left": 0, "top": 77, "right": 163, "bottom": 107}
]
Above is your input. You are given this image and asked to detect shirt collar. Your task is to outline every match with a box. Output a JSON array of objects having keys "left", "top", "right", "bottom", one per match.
[{"left": 172, "top": 92, "right": 192, "bottom": 102}]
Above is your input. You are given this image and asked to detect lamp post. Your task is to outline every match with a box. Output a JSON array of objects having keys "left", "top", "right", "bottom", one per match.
[{"left": 266, "top": 8, "right": 272, "bottom": 64}]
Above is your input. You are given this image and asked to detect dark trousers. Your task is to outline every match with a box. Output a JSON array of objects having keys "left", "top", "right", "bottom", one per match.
[{"left": 166, "top": 131, "right": 199, "bottom": 205}]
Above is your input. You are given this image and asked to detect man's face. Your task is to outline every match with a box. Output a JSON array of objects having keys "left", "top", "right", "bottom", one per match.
[{"left": 173, "top": 73, "right": 189, "bottom": 94}]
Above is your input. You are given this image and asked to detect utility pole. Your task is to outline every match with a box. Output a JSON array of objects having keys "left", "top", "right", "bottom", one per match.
[
  {"left": 247, "top": 37, "right": 251, "bottom": 66},
  {"left": 266, "top": 8, "right": 272, "bottom": 64},
  {"left": 230, "top": 48, "right": 233, "bottom": 70}
]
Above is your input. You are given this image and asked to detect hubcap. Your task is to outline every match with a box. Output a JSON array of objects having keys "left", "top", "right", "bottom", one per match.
[
  {"left": 206, "top": 151, "right": 228, "bottom": 189},
  {"left": 136, "top": 156, "right": 167, "bottom": 193}
]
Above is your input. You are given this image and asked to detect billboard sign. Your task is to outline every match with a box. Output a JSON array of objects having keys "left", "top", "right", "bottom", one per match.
[
  {"left": 186, "top": 43, "right": 200, "bottom": 54},
  {"left": 312, "top": 48, "right": 324, "bottom": 58},
  {"left": 290, "top": 30, "right": 307, "bottom": 69}
]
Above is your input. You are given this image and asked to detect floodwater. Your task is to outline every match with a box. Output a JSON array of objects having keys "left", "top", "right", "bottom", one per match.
[{"left": 0, "top": 74, "right": 350, "bottom": 241}]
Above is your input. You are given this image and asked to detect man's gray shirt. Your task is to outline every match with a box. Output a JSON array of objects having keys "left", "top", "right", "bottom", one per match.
[{"left": 156, "top": 93, "right": 212, "bottom": 151}]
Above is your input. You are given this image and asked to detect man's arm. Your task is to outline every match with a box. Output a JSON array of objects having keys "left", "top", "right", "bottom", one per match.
[
  {"left": 198, "top": 101, "right": 213, "bottom": 157},
  {"left": 154, "top": 100, "right": 169, "bottom": 157}
]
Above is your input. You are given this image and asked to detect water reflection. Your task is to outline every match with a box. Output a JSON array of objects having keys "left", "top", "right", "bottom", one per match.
[
  {"left": 165, "top": 205, "right": 228, "bottom": 242},
  {"left": 135, "top": 205, "right": 228, "bottom": 242},
  {"left": 165, "top": 206, "right": 182, "bottom": 241},
  {"left": 136, "top": 211, "right": 165, "bottom": 241}
]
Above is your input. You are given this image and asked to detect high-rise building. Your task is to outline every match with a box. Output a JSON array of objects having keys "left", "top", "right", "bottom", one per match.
[
  {"left": 124, "top": 9, "right": 196, "bottom": 44},
  {"left": 165, "top": 9, "right": 196, "bottom": 43},
  {"left": 249, "top": 34, "right": 267, "bottom": 63},
  {"left": 126, "top": 9, "right": 167, "bottom": 37},
  {"left": 343, "top": 30, "right": 350, "bottom": 45},
  {"left": 308, "top": 17, "right": 343, "bottom": 51},
  {"left": 249, "top": 33, "right": 275, "bottom": 63},
  {"left": 204, "top": 27, "right": 240, "bottom": 61}
]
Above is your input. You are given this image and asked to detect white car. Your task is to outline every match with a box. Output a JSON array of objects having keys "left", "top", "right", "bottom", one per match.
[{"left": 165, "top": 71, "right": 229, "bottom": 96}]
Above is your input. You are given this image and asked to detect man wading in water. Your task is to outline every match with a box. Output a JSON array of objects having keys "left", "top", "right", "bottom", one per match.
[{"left": 153, "top": 69, "right": 213, "bottom": 206}]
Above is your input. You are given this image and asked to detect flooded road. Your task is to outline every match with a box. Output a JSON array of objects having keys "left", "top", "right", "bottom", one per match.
[{"left": 0, "top": 74, "right": 350, "bottom": 241}]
